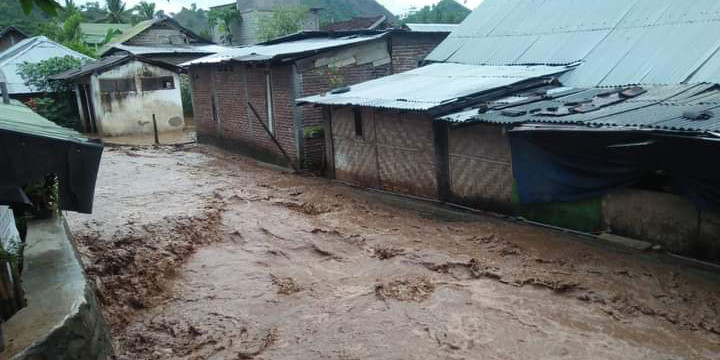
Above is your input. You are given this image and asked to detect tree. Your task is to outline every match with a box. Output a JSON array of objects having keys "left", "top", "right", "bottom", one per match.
[
  {"left": 18, "top": 55, "right": 90, "bottom": 130},
  {"left": 99, "top": 0, "right": 129, "bottom": 24},
  {"left": 208, "top": 6, "right": 241, "bottom": 44},
  {"left": 401, "top": 0, "right": 470, "bottom": 24},
  {"left": 134, "top": 1, "right": 155, "bottom": 21},
  {"left": 173, "top": 4, "right": 210, "bottom": 39},
  {"left": 257, "top": 5, "right": 309, "bottom": 42},
  {"left": 17, "top": 0, "right": 62, "bottom": 16}
]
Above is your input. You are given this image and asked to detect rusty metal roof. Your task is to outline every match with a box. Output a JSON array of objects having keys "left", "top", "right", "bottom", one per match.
[
  {"left": 442, "top": 83, "right": 720, "bottom": 133},
  {"left": 298, "top": 63, "right": 572, "bottom": 111},
  {"left": 180, "top": 33, "right": 387, "bottom": 66},
  {"left": 427, "top": 0, "right": 720, "bottom": 87}
]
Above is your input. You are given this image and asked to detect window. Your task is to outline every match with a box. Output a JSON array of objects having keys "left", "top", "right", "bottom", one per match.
[
  {"left": 353, "top": 108, "right": 363, "bottom": 137},
  {"left": 265, "top": 73, "right": 274, "bottom": 134},
  {"left": 211, "top": 95, "right": 219, "bottom": 123},
  {"left": 99, "top": 78, "right": 136, "bottom": 92},
  {"left": 141, "top": 76, "right": 175, "bottom": 91}
]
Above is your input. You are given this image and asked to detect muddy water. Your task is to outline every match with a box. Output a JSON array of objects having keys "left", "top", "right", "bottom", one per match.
[{"left": 67, "top": 145, "right": 720, "bottom": 359}]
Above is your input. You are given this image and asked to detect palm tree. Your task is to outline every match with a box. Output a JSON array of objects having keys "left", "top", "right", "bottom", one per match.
[
  {"left": 100, "top": 0, "right": 129, "bottom": 24},
  {"left": 134, "top": 1, "right": 156, "bottom": 21}
]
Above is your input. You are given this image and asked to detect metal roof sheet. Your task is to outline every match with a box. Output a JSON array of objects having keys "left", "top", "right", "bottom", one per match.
[
  {"left": 443, "top": 83, "right": 720, "bottom": 133},
  {"left": 108, "top": 43, "right": 229, "bottom": 56},
  {"left": 0, "top": 36, "right": 92, "bottom": 94},
  {"left": 404, "top": 23, "right": 458, "bottom": 33},
  {"left": 427, "top": 0, "right": 720, "bottom": 87},
  {"left": 298, "top": 63, "right": 571, "bottom": 111},
  {"left": 180, "top": 33, "right": 387, "bottom": 66},
  {"left": 98, "top": 16, "right": 212, "bottom": 56},
  {"left": 50, "top": 54, "right": 183, "bottom": 81},
  {"left": 79, "top": 23, "right": 132, "bottom": 45},
  {"left": 0, "top": 101, "right": 91, "bottom": 142}
]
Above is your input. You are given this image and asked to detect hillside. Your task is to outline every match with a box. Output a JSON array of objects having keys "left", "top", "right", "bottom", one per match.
[
  {"left": 401, "top": 0, "right": 470, "bottom": 24},
  {"left": 302, "top": 0, "right": 396, "bottom": 23}
]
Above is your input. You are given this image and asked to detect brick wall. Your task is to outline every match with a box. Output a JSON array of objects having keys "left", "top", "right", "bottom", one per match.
[
  {"left": 191, "top": 63, "right": 299, "bottom": 167},
  {"left": 448, "top": 124, "right": 514, "bottom": 212},
  {"left": 390, "top": 32, "right": 449, "bottom": 74},
  {"left": 300, "top": 62, "right": 391, "bottom": 170},
  {"left": 331, "top": 107, "right": 437, "bottom": 199},
  {"left": 191, "top": 35, "right": 443, "bottom": 170}
]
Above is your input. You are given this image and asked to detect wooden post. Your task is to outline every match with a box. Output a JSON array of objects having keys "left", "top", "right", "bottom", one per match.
[
  {"left": 152, "top": 114, "right": 159, "bottom": 145},
  {"left": 0, "top": 83, "right": 9, "bottom": 105},
  {"left": 247, "top": 102, "right": 298, "bottom": 172}
]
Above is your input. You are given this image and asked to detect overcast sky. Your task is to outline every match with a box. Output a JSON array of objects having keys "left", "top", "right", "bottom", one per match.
[{"left": 77, "top": 0, "right": 484, "bottom": 17}]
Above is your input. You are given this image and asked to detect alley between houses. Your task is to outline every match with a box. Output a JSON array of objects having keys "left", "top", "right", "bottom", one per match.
[{"left": 66, "top": 144, "right": 720, "bottom": 360}]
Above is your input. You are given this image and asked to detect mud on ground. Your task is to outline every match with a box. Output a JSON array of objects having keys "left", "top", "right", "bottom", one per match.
[{"left": 67, "top": 145, "right": 720, "bottom": 359}]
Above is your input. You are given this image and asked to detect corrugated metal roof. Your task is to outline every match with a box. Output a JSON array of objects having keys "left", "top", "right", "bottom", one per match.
[
  {"left": 404, "top": 23, "right": 458, "bottom": 33},
  {"left": 107, "top": 43, "right": 229, "bottom": 56},
  {"left": 298, "top": 63, "right": 571, "bottom": 111},
  {"left": 181, "top": 33, "right": 387, "bottom": 66},
  {"left": 0, "top": 36, "right": 92, "bottom": 94},
  {"left": 99, "top": 17, "right": 212, "bottom": 56},
  {"left": 0, "top": 101, "right": 91, "bottom": 142},
  {"left": 427, "top": 0, "right": 720, "bottom": 87},
  {"left": 79, "top": 23, "right": 132, "bottom": 45},
  {"left": 443, "top": 83, "right": 720, "bottom": 133},
  {"left": 50, "top": 54, "right": 183, "bottom": 81}
]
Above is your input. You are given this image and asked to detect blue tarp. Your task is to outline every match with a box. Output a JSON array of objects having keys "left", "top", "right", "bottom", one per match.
[{"left": 509, "top": 127, "right": 720, "bottom": 212}]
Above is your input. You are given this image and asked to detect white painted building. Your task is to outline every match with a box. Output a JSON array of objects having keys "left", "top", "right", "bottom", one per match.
[{"left": 51, "top": 55, "right": 185, "bottom": 137}]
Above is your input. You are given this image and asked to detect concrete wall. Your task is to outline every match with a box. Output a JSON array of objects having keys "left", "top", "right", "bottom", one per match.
[
  {"left": 330, "top": 107, "right": 438, "bottom": 199},
  {"left": 90, "top": 60, "right": 184, "bottom": 137}
]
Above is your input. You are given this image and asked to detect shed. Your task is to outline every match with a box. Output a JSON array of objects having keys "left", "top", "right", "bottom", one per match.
[
  {"left": 0, "top": 36, "right": 91, "bottom": 97},
  {"left": 99, "top": 16, "right": 220, "bottom": 65},
  {"left": 0, "top": 26, "right": 29, "bottom": 53},
  {"left": 51, "top": 55, "right": 186, "bottom": 137},
  {"left": 299, "top": 0, "right": 720, "bottom": 260},
  {"left": 182, "top": 30, "right": 448, "bottom": 170}
]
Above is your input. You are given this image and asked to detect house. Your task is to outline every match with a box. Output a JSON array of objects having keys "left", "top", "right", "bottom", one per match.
[
  {"left": 299, "top": 0, "right": 720, "bottom": 260},
  {"left": 183, "top": 30, "right": 449, "bottom": 170},
  {"left": 403, "top": 23, "right": 458, "bottom": 33},
  {"left": 51, "top": 55, "right": 186, "bottom": 136},
  {"left": 0, "top": 26, "right": 29, "bottom": 53},
  {"left": 0, "top": 36, "right": 91, "bottom": 99},
  {"left": 79, "top": 23, "right": 132, "bottom": 50},
  {"left": 99, "top": 16, "right": 225, "bottom": 66}
]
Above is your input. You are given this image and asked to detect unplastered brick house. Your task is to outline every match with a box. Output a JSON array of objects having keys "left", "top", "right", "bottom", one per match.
[{"left": 183, "top": 30, "right": 449, "bottom": 170}]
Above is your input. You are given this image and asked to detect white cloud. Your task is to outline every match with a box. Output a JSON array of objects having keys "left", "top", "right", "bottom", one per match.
[{"left": 75, "top": 0, "right": 484, "bottom": 16}]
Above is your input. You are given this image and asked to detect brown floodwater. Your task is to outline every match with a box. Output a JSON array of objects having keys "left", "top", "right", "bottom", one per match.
[{"left": 67, "top": 145, "right": 720, "bottom": 359}]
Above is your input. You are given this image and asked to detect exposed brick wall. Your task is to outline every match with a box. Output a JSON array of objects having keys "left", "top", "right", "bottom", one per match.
[
  {"left": 191, "top": 64, "right": 299, "bottom": 167},
  {"left": 390, "top": 32, "right": 449, "bottom": 74},
  {"left": 331, "top": 106, "right": 437, "bottom": 199},
  {"left": 300, "top": 62, "right": 391, "bottom": 169},
  {"left": 190, "top": 35, "right": 442, "bottom": 170}
]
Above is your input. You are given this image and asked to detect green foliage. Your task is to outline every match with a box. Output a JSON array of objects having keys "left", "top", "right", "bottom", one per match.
[
  {"left": 99, "top": 0, "right": 129, "bottom": 23},
  {"left": 133, "top": 1, "right": 155, "bottom": 21},
  {"left": 18, "top": 56, "right": 88, "bottom": 130},
  {"left": 19, "top": 0, "right": 62, "bottom": 16},
  {"left": 301, "top": 0, "right": 394, "bottom": 24},
  {"left": 257, "top": 5, "right": 309, "bottom": 42},
  {"left": 303, "top": 125, "right": 324, "bottom": 139},
  {"left": 180, "top": 74, "right": 193, "bottom": 116},
  {"left": 208, "top": 6, "right": 241, "bottom": 43},
  {"left": 18, "top": 55, "right": 87, "bottom": 92},
  {"left": 401, "top": 0, "right": 470, "bottom": 24},
  {"left": 22, "top": 175, "right": 60, "bottom": 219},
  {"left": 172, "top": 4, "right": 210, "bottom": 39}
]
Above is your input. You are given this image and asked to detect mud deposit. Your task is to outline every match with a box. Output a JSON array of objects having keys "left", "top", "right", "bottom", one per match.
[{"left": 67, "top": 145, "right": 720, "bottom": 359}]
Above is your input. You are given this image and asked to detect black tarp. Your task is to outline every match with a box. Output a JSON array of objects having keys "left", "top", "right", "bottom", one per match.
[
  {"left": 0, "top": 130, "right": 103, "bottom": 214},
  {"left": 509, "top": 127, "right": 720, "bottom": 212}
]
